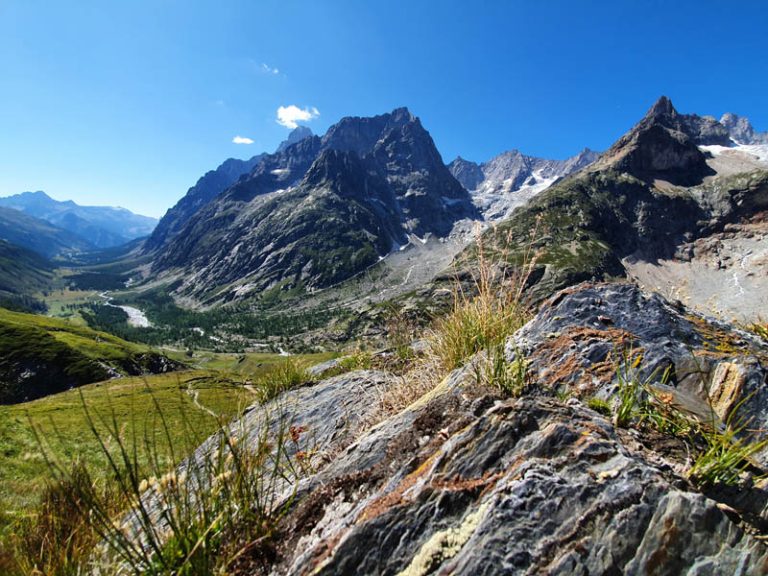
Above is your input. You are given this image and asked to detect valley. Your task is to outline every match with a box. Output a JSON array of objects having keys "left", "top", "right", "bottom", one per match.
[{"left": 2, "top": 95, "right": 768, "bottom": 574}]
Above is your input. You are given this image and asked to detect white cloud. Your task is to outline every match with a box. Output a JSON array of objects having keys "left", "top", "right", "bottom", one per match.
[
  {"left": 261, "top": 63, "right": 280, "bottom": 75},
  {"left": 232, "top": 135, "right": 254, "bottom": 145},
  {"left": 276, "top": 105, "right": 320, "bottom": 129}
]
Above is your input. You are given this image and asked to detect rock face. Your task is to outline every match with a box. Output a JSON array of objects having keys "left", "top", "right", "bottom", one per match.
[
  {"left": 511, "top": 282, "right": 768, "bottom": 465},
  {"left": 149, "top": 108, "right": 477, "bottom": 301},
  {"left": 595, "top": 96, "right": 726, "bottom": 186},
  {"left": 448, "top": 148, "right": 600, "bottom": 221}
]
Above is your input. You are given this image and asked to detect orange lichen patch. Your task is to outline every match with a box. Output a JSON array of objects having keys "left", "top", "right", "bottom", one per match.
[
  {"left": 306, "top": 531, "right": 346, "bottom": 572},
  {"left": 431, "top": 470, "right": 503, "bottom": 497},
  {"left": 358, "top": 453, "right": 439, "bottom": 523},
  {"left": 687, "top": 315, "right": 767, "bottom": 361},
  {"left": 530, "top": 326, "right": 635, "bottom": 391}
]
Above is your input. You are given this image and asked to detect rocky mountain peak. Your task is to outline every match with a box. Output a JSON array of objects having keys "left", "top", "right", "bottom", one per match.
[
  {"left": 646, "top": 95, "right": 677, "bottom": 119},
  {"left": 720, "top": 112, "right": 768, "bottom": 144},
  {"left": 321, "top": 107, "right": 417, "bottom": 155},
  {"left": 276, "top": 126, "right": 314, "bottom": 152},
  {"left": 447, "top": 156, "right": 485, "bottom": 191},
  {"left": 596, "top": 96, "right": 721, "bottom": 185}
]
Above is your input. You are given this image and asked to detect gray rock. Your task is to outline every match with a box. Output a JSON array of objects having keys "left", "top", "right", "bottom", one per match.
[
  {"left": 510, "top": 282, "right": 768, "bottom": 465},
  {"left": 272, "top": 391, "right": 768, "bottom": 575},
  {"left": 115, "top": 285, "right": 768, "bottom": 575}
]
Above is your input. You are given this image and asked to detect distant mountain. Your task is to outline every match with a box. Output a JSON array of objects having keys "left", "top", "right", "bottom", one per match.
[
  {"left": 276, "top": 125, "right": 314, "bottom": 152},
  {"left": 150, "top": 108, "right": 477, "bottom": 301},
  {"left": 145, "top": 126, "right": 315, "bottom": 252},
  {"left": 0, "top": 206, "right": 94, "bottom": 258},
  {"left": 0, "top": 191, "right": 157, "bottom": 248},
  {"left": 720, "top": 112, "right": 768, "bottom": 144},
  {"left": 448, "top": 148, "right": 600, "bottom": 220}
]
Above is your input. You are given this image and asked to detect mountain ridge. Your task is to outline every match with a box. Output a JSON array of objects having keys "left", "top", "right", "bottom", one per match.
[
  {"left": 0, "top": 191, "right": 157, "bottom": 248},
  {"left": 450, "top": 96, "right": 768, "bottom": 318},
  {"left": 148, "top": 107, "right": 477, "bottom": 301},
  {"left": 145, "top": 127, "right": 316, "bottom": 252}
]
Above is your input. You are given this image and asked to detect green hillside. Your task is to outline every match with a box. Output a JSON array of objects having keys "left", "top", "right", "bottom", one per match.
[
  {"left": 0, "top": 240, "right": 52, "bottom": 312},
  {"left": 0, "top": 307, "right": 182, "bottom": 403}
]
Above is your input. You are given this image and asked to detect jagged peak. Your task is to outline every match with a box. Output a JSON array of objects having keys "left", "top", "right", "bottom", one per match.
[
  {"left": 646, "top": 95, "right": 678, "bottom": 119},
  {"left": 276, "top": 126, "right": 314, "bottom": 153},
  {"left": 389, "top": 106, "right": 415, "bottom": 122}
]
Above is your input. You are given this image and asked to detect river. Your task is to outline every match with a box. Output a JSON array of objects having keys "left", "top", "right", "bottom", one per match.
[{"left": 98, "top": 292, "right": 152, "bottom": 328}]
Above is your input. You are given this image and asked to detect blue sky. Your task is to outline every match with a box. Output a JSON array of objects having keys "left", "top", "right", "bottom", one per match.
[{"left": 1, "top": 1, "right": 766, "bottom": 218}]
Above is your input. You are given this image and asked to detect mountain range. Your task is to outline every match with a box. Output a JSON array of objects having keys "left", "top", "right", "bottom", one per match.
[
  {"left": 147, "top": 108, "right": 477, "bottom": 301},
  {"left": 448, "top": 147, "right": 600, "bottom": 220},
  {"left": 0, "top": 205, "right": 94, "bottom": 258},
  {"left": 134, "top": 100, "right": 768, "bottom": 313},
  {"left": 4, "top": 97, "right": 768, "bottom": 575},
  {"left": 0, "top": 191, "right": 157, "bottom": 249},
  {"left": 451, "top": 96, "right": 768, "bottom": 321}
]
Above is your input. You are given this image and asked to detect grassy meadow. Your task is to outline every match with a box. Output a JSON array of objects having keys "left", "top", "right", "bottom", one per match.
[{"left": 0, "top": 351, "right": 335, "bottom": 534}]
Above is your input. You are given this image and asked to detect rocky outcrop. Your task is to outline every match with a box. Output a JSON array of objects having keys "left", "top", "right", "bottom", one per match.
[
  {"left": 511, "top": 282, "right": 768, "bottom": 464},
  {"left": 124, "top": 282, "right": 768, "bottom": 575}
]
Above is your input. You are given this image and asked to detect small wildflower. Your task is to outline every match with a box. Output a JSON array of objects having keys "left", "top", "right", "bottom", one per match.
[{"left": 290, "top": 425, "right": 307, "bottom": 443}]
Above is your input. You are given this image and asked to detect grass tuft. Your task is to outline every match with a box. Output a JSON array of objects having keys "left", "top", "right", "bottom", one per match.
[
  {"left": 428, "top": 225, "right": 537, "bottom": 375},
  {"left": 252, "top": 357, "right": 313, "bottom": 404},
  {"left": 475, "top": 343, "right": 528, "bottom": 397}
]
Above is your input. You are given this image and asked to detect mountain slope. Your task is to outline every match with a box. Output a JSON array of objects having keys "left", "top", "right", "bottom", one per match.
[
  {"left": 145, "top": 127, "right": 315, "bottom": 252},
  {"left": 0, "top": 191, "right": 157, "bottom": 248},
  {"left": 150, "top": 108, "right": 477, "bottom": 301},
  {"left": 0, "top": 240, "right": 52, "bottom": 312},
  {"left": 0, "top": 206, "right": 94, "bottom": 258},
  {"left": 454, "top": 96, "right": 768, "bottom": 314},
  {"left": 0, "top": 307, "right": 182, "bottom": 403},
  {"left": 144, "top": 155, "right": 266, "bottom": 251}
]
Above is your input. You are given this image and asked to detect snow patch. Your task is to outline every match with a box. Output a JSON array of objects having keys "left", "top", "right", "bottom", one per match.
[{"left": 700, "top": 143, "right": 768, "bottom": 165}]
